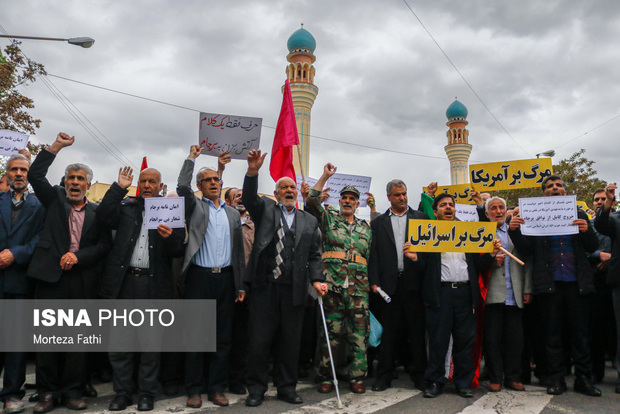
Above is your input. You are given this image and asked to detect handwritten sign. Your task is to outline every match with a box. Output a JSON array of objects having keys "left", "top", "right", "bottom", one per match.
[
  {"left": 518, "top": 195, "right": 578, "bottom": 236},
  {"left": 407, "top": 219, "right": 496, "bottom": 253},
  {"left": 455, "top": 204, "right": 479, "bottom": 222},
  {"left": 0, "top": 130, "right": 29, "bottom": 156},
  {"left": 144, "top": 197, "right": 185, "bottom": 230},
  {"left": 198, "top": 113, "right": 262, "bottom": 160},
  {"left": 423, "top": 183, "right": 475, "bottom": 205},
  {"left": 469, "top": 158, "right": 553, "bottom": 191},
  {"left": 296, "top": 174, "right": 372, "bottom": 207}
]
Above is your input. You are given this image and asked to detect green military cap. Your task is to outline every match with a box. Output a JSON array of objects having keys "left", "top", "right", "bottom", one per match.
[{"left": 340, "top": 185, "right": 360, "bottom": 199}]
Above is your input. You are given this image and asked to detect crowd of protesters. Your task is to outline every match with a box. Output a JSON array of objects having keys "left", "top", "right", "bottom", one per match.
[{"left": 0, "top": 132, "right": 618, "bottom": 413}]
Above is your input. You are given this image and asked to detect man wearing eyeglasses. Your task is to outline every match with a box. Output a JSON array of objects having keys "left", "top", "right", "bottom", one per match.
[{"left": 177, "top": 145, "right": 246, "bottom": 408}]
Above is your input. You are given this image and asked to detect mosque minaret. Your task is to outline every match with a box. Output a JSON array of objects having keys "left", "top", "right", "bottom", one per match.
[
  {"left": 444, "top": 99, "right": 472, "bottom": 185},
  {"left": 285, "top": 25, "right": 318, "bottom": 177}
]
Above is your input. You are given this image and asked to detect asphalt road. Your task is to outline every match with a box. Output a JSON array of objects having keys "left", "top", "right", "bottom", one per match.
[{"left": 9, "top": 360, "right": 619, "bottom": 413}]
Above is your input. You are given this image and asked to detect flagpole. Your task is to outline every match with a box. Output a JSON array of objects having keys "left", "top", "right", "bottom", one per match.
[{"left": 296, "top": 143, "right": 306, "bottom": 184}]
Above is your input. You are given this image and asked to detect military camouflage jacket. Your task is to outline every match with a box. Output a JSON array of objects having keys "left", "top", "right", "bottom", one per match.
[{"left": 306, "top": 188, "right": 372, "bottom": 295}]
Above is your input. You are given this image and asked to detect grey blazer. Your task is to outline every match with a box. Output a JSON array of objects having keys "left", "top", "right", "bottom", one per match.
[
  {"left": 485, "top": 234, "right": 532, "bottom": 308},
  {"left": 176, "top": 158, "right": 245, "bottom": 291}
]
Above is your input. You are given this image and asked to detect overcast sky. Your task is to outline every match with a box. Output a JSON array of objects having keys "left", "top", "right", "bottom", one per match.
[{"left": 2, "top": 0, "right": 619, "bottom": 217}]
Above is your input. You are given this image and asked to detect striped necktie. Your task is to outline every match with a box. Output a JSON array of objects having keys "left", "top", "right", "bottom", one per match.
[{"left": 273, "top": 217, "right": 285, "bottom": 279}]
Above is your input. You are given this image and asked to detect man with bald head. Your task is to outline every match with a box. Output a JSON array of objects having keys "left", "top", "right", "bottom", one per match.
[
  {"left": 96, "top": 166, "right": 185, "bottom": 411},
  {"left": 242, "top": 150, "right": 325, "bottom": 407}
]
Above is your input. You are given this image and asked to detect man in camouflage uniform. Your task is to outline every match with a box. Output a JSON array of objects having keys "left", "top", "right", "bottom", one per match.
[{"left": 304, "top": 163, "right": 372, "bottom": 394}]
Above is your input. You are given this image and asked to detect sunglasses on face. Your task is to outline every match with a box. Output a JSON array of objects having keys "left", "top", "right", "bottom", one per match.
[{"left": 199, "top": 176, "right": 220, "bottom": 183}]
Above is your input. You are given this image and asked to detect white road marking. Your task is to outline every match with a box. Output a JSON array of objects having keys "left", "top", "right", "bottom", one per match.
[
  {"left": 458, "top": 388, "right": 553, "bottom": 414},
  {"left": 284, "top": 388, "right": 421, "bottom": 414}
]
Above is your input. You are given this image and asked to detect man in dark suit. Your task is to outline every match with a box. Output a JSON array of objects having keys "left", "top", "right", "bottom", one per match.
[
  {"left": 177, "top": 145, "right": 245, "bottom": 409},
  {"left": 594, "top": 182, "right": 620, "bottom": 394},
  {"left": 510, "top": 175, "right": 601, "bottom": 397},
  {"left": 369, "top": 179, "right": 429, "bottom": 392},
  {"left": 0, "top": 153, "right": 45, "bottom": 414},
  {"left": 27, "top": 133, "right": 112, "bottom": 413},
  {"left": 96, "top": 166, "right": 185, "bottom": 411},
  {"left": 242, "top": 149, "right": 326, "bottom": 408},
  {"left": 417, "top": 193, "right": 499, "bottom": 399}
]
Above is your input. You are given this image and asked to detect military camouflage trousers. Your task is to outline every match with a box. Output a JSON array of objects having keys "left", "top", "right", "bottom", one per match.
[{"left": 319, "top": 288, "right": 369, "bottom": 382}]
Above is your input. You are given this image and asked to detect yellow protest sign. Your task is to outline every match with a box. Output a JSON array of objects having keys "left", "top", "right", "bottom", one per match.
[
  {"left": 407, "top": 219, "right": 497, "bottom": 253},
  {"left": 422, "top": 184, "right": 476, "bottom": 205},
  {"left": 576, "top": 201, "right": 592, "bottom": 219},
  {"left": 469, "top": 158, "right": 553, "bottom": 191}
]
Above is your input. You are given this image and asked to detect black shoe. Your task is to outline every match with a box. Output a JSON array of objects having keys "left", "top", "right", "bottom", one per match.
[
  {"left": 245, "top": 394, "right": 264, "bottom": 407},
  {"left": 229, "top": 383, "right": 247, "bottom": 395},
  {"left": 371, "top": 379, "right": 390, "bottom": 392},
  {"left": 137, "top": 395, "right": 154, "bottom": 411},
  {"left": 82, "top": 382, "right": 97, "bottom": 398},
  {"left": 29, "top": 393, "right": 39, "bottom": 403},
  {"left": 456, "top": 387, "right": 473, "bottom": 398},
  {"left": 162, "top": 383, "right": 179, "bottom": 396},
  {"left": 108, "top": 394, "right": 132, "bottom": 411},
  {"left": 547, "top": 382, "right": 565, "bottom": 395},
  {"left": 277, "top": 392, "right": 303, "bottom": 404},
  {"left": 574, "top": 376, "right": 602, "bottom": 397},
  {"left": 423, "top": 382, "right": 444, "bottom": 398}
]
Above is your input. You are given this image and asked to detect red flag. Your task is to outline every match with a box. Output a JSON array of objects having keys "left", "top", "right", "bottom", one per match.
[
  {"left": 270, "top": 79, "right": 299, "bottom": 183},
  {"left": 136, "top": 156, "right": 148, "bottom": 196}
]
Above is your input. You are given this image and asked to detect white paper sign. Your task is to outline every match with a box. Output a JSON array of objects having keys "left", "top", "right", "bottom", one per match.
[
  {"left": 198, "top": 112, "right": 262, "bottom": 160},
  {"left": 455, "top": 204, "right": 479, "bottom": 222},
  {"left": 144, "top": 197, "right": 185, "bottom": 229},
  {"left": 296, "top": 176, "right": 318, "bottom": 205},
  {"left": 296, "top": 174, "right": 372, "bottom": 207},
  {"left": 0, "top": 130, "right": 29, "bottom": 156},
  {"left": 519, "top": 195, "right": 578, "bottom": 236}
]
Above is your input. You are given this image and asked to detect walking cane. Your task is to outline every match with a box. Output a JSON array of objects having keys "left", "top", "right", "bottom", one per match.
[{"left": 317, "top": 285, "right": 344, "bottom": 409}]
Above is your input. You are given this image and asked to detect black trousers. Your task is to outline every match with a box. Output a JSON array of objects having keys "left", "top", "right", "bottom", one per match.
[
  {"left": 613, "top": 286, "right": 620, "bottom": 380},
  {"left": 184, "top": 265, "right": 235, "bottom": 394},
  {"left": 0, "top": 293, "right": 29, "bottom": 401},
  {"left": 425, "top": 284, "right": 476, "bottom": 389},
  {"left": 376, "top": 282, "right": 426, "bottom": 384},
  {"left": 229, "top": 300, "right": 249, "bottom": 389},
  {"left": 521, "top": 295, "right": 546, "bottom": 382},
  {"left": 483, "top": 303, "right": 523, "bottom": 383},
  {"left": 246, "top": 282, "right": 304, "bottom": 396},
  {"left": 537, "top": 281, "right": 593, "bottom": 382},
  {"left": 35, "top": 270, "right": 93, "bottom": 398},
  {"left": 590, "top": 279, "right": 616, "bottom": 381},
  {"left": 109, "top": 273, "right": 162, "bottom": 398}
]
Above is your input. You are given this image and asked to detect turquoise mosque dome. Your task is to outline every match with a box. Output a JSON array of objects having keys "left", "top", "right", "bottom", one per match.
[
  {"left": 287, "top": 27, "right": 316, "bottom": 53},
  {"left": 446, "top": 99, "right": 468, "bottom": 120}
]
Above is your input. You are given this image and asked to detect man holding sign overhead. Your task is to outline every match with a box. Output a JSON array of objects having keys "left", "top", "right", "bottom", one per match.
[
  {"left": 96, "top": 166, "right": 185, "bottom": 411},
  {"left": 305, "top": 163, "right": 371, "bottom": 394},
  {"left": 410, "top": 193, "right": 500, "bottom": 399},
  {"left": 177, "top": 145, "right": 246, "bottom": 408},
  {"left": 509, "top": 175, "right": 600, "bottom": 397}
]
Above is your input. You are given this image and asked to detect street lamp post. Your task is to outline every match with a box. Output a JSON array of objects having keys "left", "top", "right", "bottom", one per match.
[
  {"left": 0, "top": 35, "right": 95, "bottom": 48},
  {"left": 536, "top": 150, "right": 555, "bottom": 158}
]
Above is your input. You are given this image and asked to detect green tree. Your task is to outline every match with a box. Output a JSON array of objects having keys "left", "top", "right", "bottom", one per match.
[{"left": 501, "top": 149, "right": 606, "bottom": 208}]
